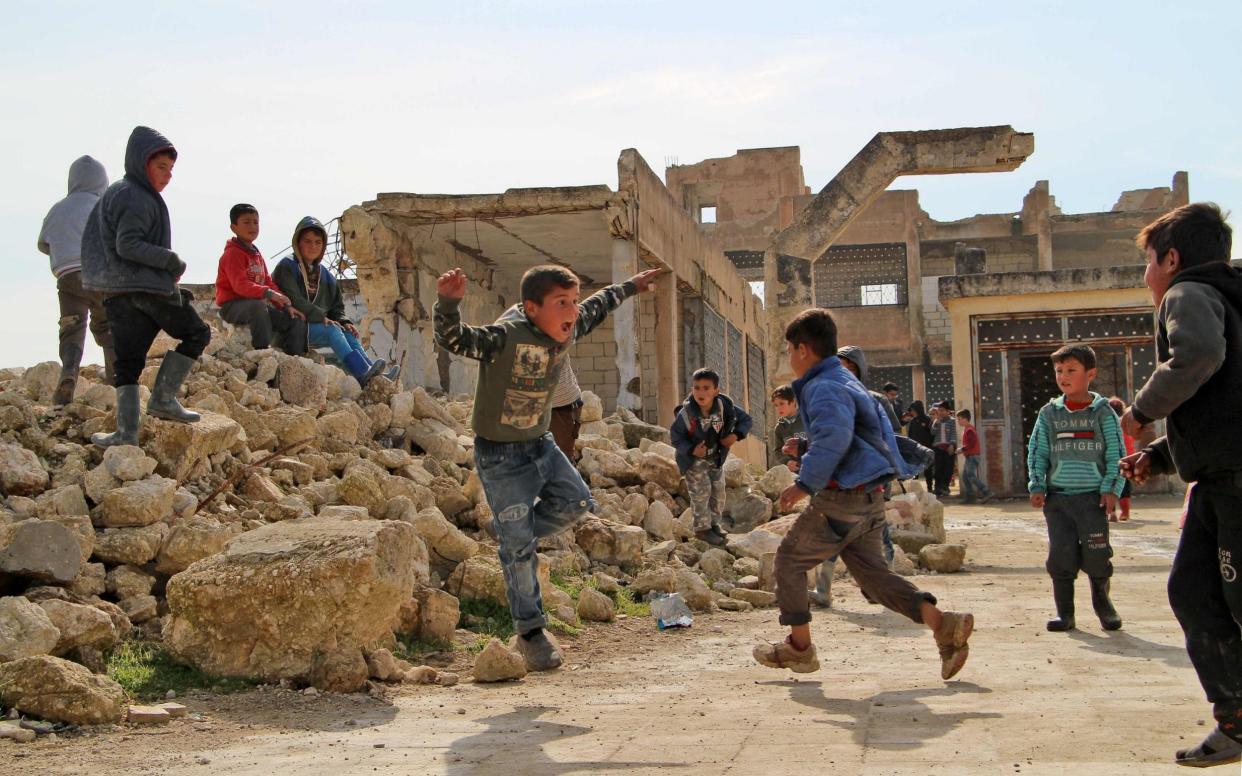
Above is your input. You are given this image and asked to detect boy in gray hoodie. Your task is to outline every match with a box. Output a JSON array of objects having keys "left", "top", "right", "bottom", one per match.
[
  {"left": 81, "top": 126, "right": 211, "bottom": 447},
  {"left": 38, "top": 155, "right": 117, "bottom": 404}
]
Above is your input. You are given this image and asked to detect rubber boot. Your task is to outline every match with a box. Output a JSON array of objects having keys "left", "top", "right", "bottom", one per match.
[
  {"left": 1047, "top": 578, "right": 1076, "bottom": 632},
  {"left": 102, "top": 344, "right": 117, "bottom": 384},
  {"left": 53, "top": 342, "right": 83, "bottom": 406},
  {"left": 342, "top": 350, "right": 385, "bottom": 387},
  {"left": 146, "top": 351, "right": 201, "bottom": 423},
  {"left": 809, "top": 560, "right": 834, "bottom": 608},
  {"left": 383, "top": 362, "right": 401, "bottom": 381},
  {"left": 91, "top": 384, "right": 140, "bottom": 447},
  {"left": 1119, "top": 497, "right": 1131, "bottom": 521},
  {"left": 1089, "top": 577, "right": 1122, "bottom": 631}
]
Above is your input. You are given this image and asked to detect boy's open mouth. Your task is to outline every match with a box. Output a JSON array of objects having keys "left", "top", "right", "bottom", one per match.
[{"left": 561, "top": 322, "right": 573, "bottom": 335}]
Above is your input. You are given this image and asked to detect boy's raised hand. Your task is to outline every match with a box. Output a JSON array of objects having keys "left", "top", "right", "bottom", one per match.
[
  {"left": 629, "top": 267, "right": 665, "bottom": 293},
  {"left": 437, "top": 268, "right": 468, "bottom": 300}
]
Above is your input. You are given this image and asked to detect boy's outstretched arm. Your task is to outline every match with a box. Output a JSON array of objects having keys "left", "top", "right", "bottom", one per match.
[
  {"left": 574, "top": 267, "right": 664, "bottom": 339},
  {"left": 433, "top": 268, "right": 507, "bottom": 361}
]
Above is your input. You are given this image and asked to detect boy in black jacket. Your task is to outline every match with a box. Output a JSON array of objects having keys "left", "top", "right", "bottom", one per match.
[
  {"left": 81, "top": 126, "right": 210, "bottom": 447},
  {"left": 670, "top": 368, "right": 753, "bottom": 547},
  {"left": 1120, "top": 202, "right": 1242, "bottom": 767}
]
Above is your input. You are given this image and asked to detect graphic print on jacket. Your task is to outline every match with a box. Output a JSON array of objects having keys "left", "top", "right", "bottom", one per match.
[{"left": 504, "top": 343, "right": 562, "bottom": 429}]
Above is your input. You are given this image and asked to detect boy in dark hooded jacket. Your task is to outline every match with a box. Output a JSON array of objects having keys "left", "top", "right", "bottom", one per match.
[
  {"left": 1119, "top": 203, "right": 1242, "bottom": 767},
  {"left": 670, "top": 368, "right": 754, "bottom": 546},
  {"left": 81, "top": 126, "right": 211, "bottom": 447},
  {"left": 272, "top": 216, "right": 391, "bottom": 386},
  {"left": 38, "top": 155, "right": 117, "bottom": 404}
]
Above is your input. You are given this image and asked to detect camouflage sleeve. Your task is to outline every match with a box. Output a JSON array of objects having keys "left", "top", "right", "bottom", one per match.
[
  {"left": 433, "top": 296, "right": 507, "bottom": 362},
  {"left": 574, "top": 281, "right": 638, "bottom": 340}
]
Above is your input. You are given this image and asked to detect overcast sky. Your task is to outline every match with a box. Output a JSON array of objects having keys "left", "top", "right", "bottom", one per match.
[{"left": 3, "top": 0, "right": 1237, "bottom": 368}]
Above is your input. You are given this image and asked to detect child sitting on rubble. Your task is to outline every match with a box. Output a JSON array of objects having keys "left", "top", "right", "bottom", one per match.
[
  {"left": 753, "top": 307, "right": 973, "bottom": 679},
  {"left": 214, "top": 203, "right": 304, "bottom": 352},
  {"left": 433, "top": 263, "right": 661, "bottom": 672},
  {"left": 770, "top": 384, "right": 804, "bottom": 472},
  {"left": 272, "top": 216, "right": 393, "bottom": 386},
  {"left": 671, "top": 368, "right": 754, "bottom": 548}
]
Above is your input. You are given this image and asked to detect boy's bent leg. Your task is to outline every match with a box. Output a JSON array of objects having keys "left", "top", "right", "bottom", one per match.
[
  {"left": 128, "top": 292, "right": 212, "bottom": 360},
  {"left": 219, "top": 299, "right": 273, "bottom": 349},
  {"left": 773, "top": 491, "right": 854, "bottom": 627},
  {"left": 474, "top": 441, "right": 550, "bottom": 636},
  {"left": 531, "top": 434, "right": 595, "bottom": 539},
  {"left": 836, "top": 494, "right": 937, "bottom": 623},
  {"left": 1170, "top": 482, "right": 1242, "bottom": 743},
  {"left": 103, "top": 295, "right": 162, "bottom": 387}
]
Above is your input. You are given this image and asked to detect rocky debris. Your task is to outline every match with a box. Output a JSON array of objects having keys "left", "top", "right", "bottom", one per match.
[
  {"left": 0, "top": 441, "right": 49, "bottom": 496},
  {"left": 164, "top": 518, "right": 419, "bottom": 689},
  {"left": 412, "top": 588, "right": 461, "bottom": 642},
  {"left": 757, "top": 465, "right": 796, "bottom": 502},
  {"left": 0, "top": 720, "right": 36, "bottom": 743},
  {"left": 636, "top": 453, "right": 681, "bottom": 494},
  {"left": 143, "top": 412, "right": 243, "bottom": 481},
  {"left": 574, "top": 518, "right": 644, "bottom": 570},
  {"left": 725, "top": 490, "right": 773, "bottom": 533},
  {"left": 127, "top": 704, "right": 172, "bottom": 724},
  {"left": 0, "top": 518, "right": 82, "bottom": 583},
  {"left": 892, "top": 530, "right": 940, "bottom": 557},
  {"left": 154, "top": 517, "right": 233, "bottom": 575},
  {"left": 918, "top": 543, "right": 966, "bottom": 573},
  {"left": 94, "top": 523, "right": 169, "bottom": 566},
  {"left": 37, "top": 599, "right": 118, "bottom": 655},
  {"left": 726, "top": 527, "right": 784, "bottom": 560},
  {"left": 472, "top": 638, "right": 527, "bottom": 682},
  {"left": 728, "top": 588, "right": 776, "bottom": 607},
  {"left": 97, "top": 476, "right": 177, "bottom": 527},
  {"left": 102, "top": 445, "right": 158, "bottom": 482},
  {"left": 576, "top": 588, "right": 615, "bottom": 622},
  {"left": 0, "top": 655, "right": 126, "bottom": 724},
  {"left": 891, "top": 545, "right": 917, "bottom": 576},
  {"left": 0, "top": 596, "right": 61, "bottom": 661}
]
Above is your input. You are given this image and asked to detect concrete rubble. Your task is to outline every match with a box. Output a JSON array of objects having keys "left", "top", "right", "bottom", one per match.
[{"left": 0, "top": 322, "right": 958, "bottom": 735}]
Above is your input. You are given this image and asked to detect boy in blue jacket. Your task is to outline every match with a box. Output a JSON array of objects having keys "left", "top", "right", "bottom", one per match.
[
  {"left": 670, "top": 368, "right": 753, "bottom": 547},
  {"left": 753, "top": 308, "right": 974, "bottom": 679}
]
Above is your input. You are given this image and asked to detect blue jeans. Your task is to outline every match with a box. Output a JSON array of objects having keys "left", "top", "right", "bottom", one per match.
[
  {"left": 308, "top": 322, "right": 365, "bottom": 360},
  {"left": 961, "top": 455, "right": 993, "bottom": 499},
  {"left": 474, "top": 433, "right": 595, "bottom": 633}
]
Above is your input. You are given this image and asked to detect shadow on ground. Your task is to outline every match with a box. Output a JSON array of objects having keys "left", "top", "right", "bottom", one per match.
[
  {"left": 760, "top": 680, "right": 1001, "bottom": 751},
  {"left": 445, "top": 705, "right": 688, "bottom": 775},
  {"left": 1067, "top": 628, "right": 1190, "bottom": 668}
]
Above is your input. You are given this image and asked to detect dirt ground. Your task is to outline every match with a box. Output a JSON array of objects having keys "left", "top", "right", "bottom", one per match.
[{"left": 7, "top": 495, "right": 1220, "bottom": 775}]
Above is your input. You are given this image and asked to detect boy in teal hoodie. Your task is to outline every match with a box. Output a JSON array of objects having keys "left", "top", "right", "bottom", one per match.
[{"left": 1027, "top": 344, "right": 1126, "bottom": 633}]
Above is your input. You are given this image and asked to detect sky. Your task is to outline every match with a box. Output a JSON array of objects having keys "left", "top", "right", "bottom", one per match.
[{"left": 2, "top": 0, "right": 1238, "bottom": 368}]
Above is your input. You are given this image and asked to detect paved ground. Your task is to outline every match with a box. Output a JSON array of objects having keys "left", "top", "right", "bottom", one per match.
[{"left": 14, "top": 495, "right": 1222, "bottom": 774}]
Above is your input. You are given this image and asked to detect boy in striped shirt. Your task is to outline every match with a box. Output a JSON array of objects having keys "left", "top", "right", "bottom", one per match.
[{"left": 1027, "top": 344, "right": 1126, "bottom": 633}]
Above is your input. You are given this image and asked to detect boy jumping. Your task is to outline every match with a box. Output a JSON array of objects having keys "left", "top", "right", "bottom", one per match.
[
  {"left": 434, "top": 263, "right": 660, "bottom": 671},
  {"left": 1119, "top": 203, "right": 1242, "bottom": 767},
  {"left": 754, "top": 308, "right": 974, "bottom": 679}
]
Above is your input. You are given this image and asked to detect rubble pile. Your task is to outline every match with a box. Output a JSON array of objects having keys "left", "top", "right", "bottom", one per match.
[{"left": 0, "top": 325, "right": 962, "bottom": 730}]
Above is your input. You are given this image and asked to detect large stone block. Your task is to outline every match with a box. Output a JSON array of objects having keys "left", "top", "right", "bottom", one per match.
[
  {"left": 277, "top": 356, "right": 327, "bottom": 409},
  {"left": 0, "top": 519, "right": 82, "bottom": 584},
  {"left": 163, "top": 517, "right": 418, "bottom": 688},
  {"left": 0, "top": 655, "right": 126, "bottom": 724},
  {"left": 0, "top": 442, "right": 49, "bottom": 497},
  {"left": 0, "top": 596, "right": 60, "bottom": 662},
  {"left": 155, "top": 516, "right": 233, "bottom": 575},
  {"left": 37, "top": 600, "right": 118, "bottom": 656},
  {"left": 93, "top": 523, "right": 169, "bottom": 565},
  {"left": 144, "top": 412, "right": 242, "bottom": 481},
  {"left": 97, "top": 476, "right": 177, "bottom": 528},
  {"left": 574, "top": 518, "right": 644, "bottom": 569}
]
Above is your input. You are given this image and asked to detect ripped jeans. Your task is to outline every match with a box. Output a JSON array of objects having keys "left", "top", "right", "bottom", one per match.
[{"left": 474, "top": 433, "right": 595, "bottom": 633}]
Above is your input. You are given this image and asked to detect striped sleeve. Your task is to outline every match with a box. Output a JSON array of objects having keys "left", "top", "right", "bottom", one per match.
[
  {"left": 1026, "top": 409, "right": 1051, "bottom": 494},
  {"left": 1098, "top": 409, "right": 1127, "bottom": 496},
  {"left": 574, "top": 281, "right": 637, "bottom": 340}
]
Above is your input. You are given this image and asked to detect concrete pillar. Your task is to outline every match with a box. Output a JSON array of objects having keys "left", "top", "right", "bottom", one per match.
[
  {"left": 1034, "top": 180, "right": 1053, "bottom": 272},
  {"left": 611, "top": 237, "right": 642, "bottom": 411},
  {"left": 903, "top": 191, "right": 925, "bottom": 363},
  {"left": 653, "top": 269, "right": 681, "bottom": 425}
]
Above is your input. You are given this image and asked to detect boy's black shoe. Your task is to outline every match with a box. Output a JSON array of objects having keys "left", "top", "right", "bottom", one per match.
[
  {"left": 1047, "top": 578, "right": 1076, "bottom": 632},
  {"left": 91, "top": 384, "right": 141, "bottom": 447},
  {"left": 1090, "top": 577, "right": 1122, "bottom": 631},
  {"left": 695, "top": 528, "right": 727, "bottom": 547},
  {"left": 1174, "top": 727, "right": 1242, "bottom": 767}
]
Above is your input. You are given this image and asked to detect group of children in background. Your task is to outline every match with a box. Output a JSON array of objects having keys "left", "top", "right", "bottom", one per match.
[{"left": 37, "top": 126, "right": 1242, "bottom": 767}]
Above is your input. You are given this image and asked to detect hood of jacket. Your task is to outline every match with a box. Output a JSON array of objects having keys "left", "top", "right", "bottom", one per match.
[
  {"left": 292, "top": 216, "right": 328, "bottom": 266},
  {"left": 837, "top": 345, "right": 869, "bottom": 383},
  {"left": 123, "top": 126, "right": 176, "bottom": 193},
  {"left": 1170, "top": 261, "right": 1242, "bottom": 314},
  {"left": 67, "top": 155, "right": 108, "bottom": 196},
  {"left": 907, "top": 400, "right": 927, "bottom": 418},
  {"left": 1049, "top": 392, "right": 1109, "bottom": 411}
]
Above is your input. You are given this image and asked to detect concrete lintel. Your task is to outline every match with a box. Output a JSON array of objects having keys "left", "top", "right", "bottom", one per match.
[
  {"left": 364, "top": 185, "right": 621, "bottom": 221},
  {"left": 938, "top": 265, "right": 1147, "bottom": 303}
]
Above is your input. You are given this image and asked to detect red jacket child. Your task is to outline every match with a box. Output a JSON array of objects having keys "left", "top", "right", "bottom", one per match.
[{"left": 215, "top": 238, "right": 281, "bottom": 305}]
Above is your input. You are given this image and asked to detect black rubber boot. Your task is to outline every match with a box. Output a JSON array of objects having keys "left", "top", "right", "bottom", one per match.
[
  {"left": 146, "top": 351, "right": 201, "bottom": 423},
  {"left": 1090, "top": 577, "right": 1122, "bottom": 631},
  {"left": 91, "top": 384, "right": 140, "bottom": 447},
  {"left": 1047, "top": 578, "right": 1076, "bottom": 632},
  {"left": 53, "top": 342, "right": 83, "bottom": 406}
]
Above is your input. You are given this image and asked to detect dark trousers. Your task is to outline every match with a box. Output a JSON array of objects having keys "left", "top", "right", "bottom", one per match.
[
  {"left": 774, "top": 488, "right": 935, "bottom": 627},
  {"left": 104, "top": 291, "right": 211, "bottom": 387},
  {"left": 1168, "top": 480, "right": 1242, "bottom": 725},
  {"left": 219, "top": 298, "right": 301, "bottom": 352},
  {"left": 549, "top": 401, "right": 582, "bottom": 462},
  {"left": 1043, "top": 492, "right": 1113, "bottom": 580},
  {"left": 933, "top": 447, "right": 955, "bottom": 494},
  {"left": 57, "top": 270, "right": 114, "bottom": 372}
]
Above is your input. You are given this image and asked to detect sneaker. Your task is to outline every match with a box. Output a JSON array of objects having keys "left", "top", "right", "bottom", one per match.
[
  {"left": 753, "top": 636, "right": 820, "bottom": 673},
  {"left": 933, "top": 611, "right": 974, "bottom": 680},
  {"left": 808, "top": 590, "right": 832, "bottom": 608},
  {"left": 1175, "top": 727, "right": 1242, "bottom": 767},
  {"left": 513, "top": 629, "right": 563, "bottom": 672},
  {"left": 695, "top": 528, "right": 727, "bottom": 547}
]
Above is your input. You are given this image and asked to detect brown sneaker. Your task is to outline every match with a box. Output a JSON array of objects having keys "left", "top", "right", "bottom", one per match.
[
  {"left": 753, "top": 636, "right": 820, "bottom": 673},
  {"left": 934, "top": 611, "right": 974, "bottom": 680}
]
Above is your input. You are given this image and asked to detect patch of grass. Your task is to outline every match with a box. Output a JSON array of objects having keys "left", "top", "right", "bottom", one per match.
[
  {"left": 550, "top": 572, "right": 587, "bottom": 600},
  {"left": 393, "top": 632, "right": 456, "bottom": 662},
  {"left": 609, "top": 587, "right": 651, "bottom": 619},
  {"left": 107, "top": 641, "right": 255, "bottom": 701},
  {"left": 546, "top": 615, "right": 582, "bottom": 638},
  {"left": 457, "top": 597, "right": 515, "bottom": 643}
]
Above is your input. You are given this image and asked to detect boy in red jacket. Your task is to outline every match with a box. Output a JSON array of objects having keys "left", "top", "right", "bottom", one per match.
[{"left": 215, "top": 204, "right": 303, "bottom": 351}]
